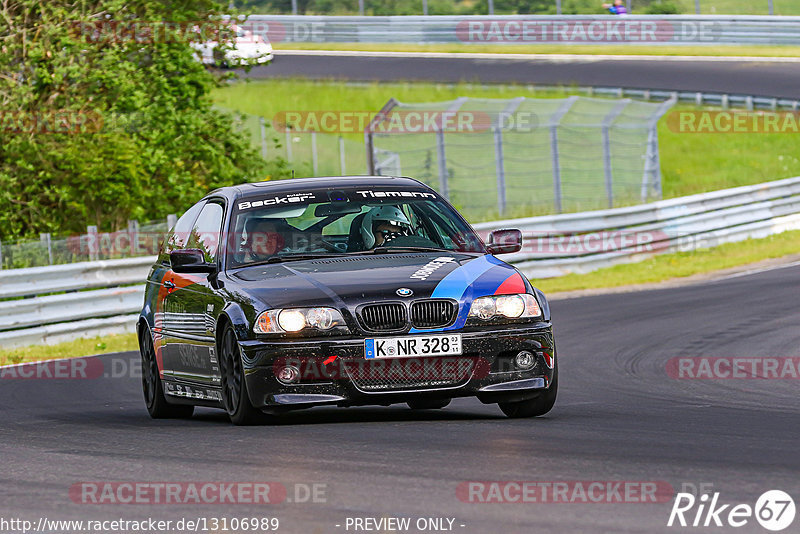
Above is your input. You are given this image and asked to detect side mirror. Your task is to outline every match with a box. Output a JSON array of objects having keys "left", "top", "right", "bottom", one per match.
[
  {"left": 486, "top": 229, "right": 522, "bottom": 255},
  {"left": 170, "top": 249, "right": 216, "bottom": 273}
]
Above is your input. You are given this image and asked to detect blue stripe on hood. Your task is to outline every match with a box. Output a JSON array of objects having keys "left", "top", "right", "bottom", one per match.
[{"left": 410, "top": 255, "right": 513, "bottom": 333}]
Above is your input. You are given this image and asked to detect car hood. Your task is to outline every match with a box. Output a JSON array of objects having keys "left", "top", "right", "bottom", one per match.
[{"left": 228, "top": 252, "right": 525, "bottom": 311}]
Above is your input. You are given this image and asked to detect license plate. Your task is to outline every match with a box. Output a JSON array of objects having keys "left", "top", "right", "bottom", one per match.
[{"left": 365, "top": 334, "right": 462, "bottom": 359}]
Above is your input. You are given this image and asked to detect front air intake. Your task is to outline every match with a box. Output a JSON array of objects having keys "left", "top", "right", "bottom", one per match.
[
  {"left": 359, "top": 303, "right": 407, "bottom": 332},
  {"left": 410, "top": 299, "right": 458, "bottom": 329}
]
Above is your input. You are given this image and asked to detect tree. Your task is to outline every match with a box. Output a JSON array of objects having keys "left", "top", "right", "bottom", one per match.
[{"left": 0, "top": 0, "right": 266, "bottom": 239}]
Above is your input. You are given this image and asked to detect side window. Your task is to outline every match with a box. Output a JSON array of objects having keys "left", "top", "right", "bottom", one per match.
[
  {"left": 161, "top": 201, "right": 205, "bottom": 263},
  {"left": 188, "top": 202, "right": 225, "bottom": 263}
]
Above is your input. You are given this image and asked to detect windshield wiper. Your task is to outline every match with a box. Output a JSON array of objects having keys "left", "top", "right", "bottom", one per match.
[
  {"left": 353, "top": 246, "right": 451, "bottom": 254},
  {"left": 245, "top": 253, "right": 347, "bottom": 266}
]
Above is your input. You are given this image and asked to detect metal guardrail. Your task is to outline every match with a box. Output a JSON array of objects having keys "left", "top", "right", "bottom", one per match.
[
  {"left": 538, "top": 86, "right": 800, "bottom": 112},
  {"left": 0, "top": 286, "right": 145, "bottom": 332},
  {"left": 3, "top": 176, "right": 800, "bottom": 348},
  {"left": 473, "top": 175, "right": 800, "bottom": 278},
  {"left": 246, "top": 15, "right": 800, "bottom": 46},
  {"left": 0, "top": 256, "right": 155, "bottom": 300},
  {"left": 0, "top": 258, "right": 154, "bottom": 349}
]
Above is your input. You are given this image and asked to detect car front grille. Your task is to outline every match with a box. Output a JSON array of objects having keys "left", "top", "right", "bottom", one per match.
[
  {"left": 359, "top": 303, "right": 407, "bottom": 332},
  {"left": 346, "top": 356, "right": 476, "bottom": 392},
  {"left": 411, "top": 299, "right": 457, "bottom": 329}
]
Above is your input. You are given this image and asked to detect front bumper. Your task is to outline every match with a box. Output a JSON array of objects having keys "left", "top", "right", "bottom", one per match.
[{"left": 239, "top": 323, "right": 556, "bottom": 411}]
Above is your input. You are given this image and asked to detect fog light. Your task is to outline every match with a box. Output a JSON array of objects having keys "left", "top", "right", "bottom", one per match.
[
  {"left": 276, "top": 365, "right": 300, "bottom": 385},
  {"left": 514, "top": 351, "right": 536, "bottom": 370}
]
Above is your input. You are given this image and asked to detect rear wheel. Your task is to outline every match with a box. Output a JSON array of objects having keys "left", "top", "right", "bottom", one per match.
[
  {"left": 407, "top": 399, "right": 451, "bottom": 410},
  {"left": 140, "top": 326, "right": 194, "bottom": 419},
  {"left": 498, "top": 363, "right": 558, "bottom": 418},
  {"left": 219, "top": 324, "right": 270, "bottom": 425}
]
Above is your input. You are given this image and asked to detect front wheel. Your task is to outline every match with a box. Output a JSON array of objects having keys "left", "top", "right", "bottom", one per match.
[
  {"left": 140, "top": 326, "right": 194, "bottom": 419},
  {"left": 218, "top": 324, "right": 271, "bottom": 425},
  {"left": 498, "top": 363, "right": 558, "bottom": 418}
]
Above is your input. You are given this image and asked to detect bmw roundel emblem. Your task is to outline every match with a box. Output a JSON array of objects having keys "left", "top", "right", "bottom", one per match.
[{"left": 396, "top": 288, "right": 413, "bottom": 297}]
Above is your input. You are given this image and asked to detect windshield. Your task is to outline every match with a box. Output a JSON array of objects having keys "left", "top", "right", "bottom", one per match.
[{"left": 226, "top": 189, "right": 485, "bottom": 268}]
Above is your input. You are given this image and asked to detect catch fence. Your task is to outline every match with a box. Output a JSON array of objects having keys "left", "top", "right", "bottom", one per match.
[{"left": 367, "top": 95, "right": 675, "bottom": 220}]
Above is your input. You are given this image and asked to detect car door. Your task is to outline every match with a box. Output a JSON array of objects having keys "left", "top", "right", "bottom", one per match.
[
  {"left": 153, "top": 200, "right": 204, "bottom": 377},
  {"left": 162, "top": 199, "right": 226, "bottom": 388}
]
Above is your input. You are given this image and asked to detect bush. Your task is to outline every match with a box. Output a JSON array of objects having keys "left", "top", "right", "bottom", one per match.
[{"left": 0, "top": 1, "right": 267, "bottom": 240}]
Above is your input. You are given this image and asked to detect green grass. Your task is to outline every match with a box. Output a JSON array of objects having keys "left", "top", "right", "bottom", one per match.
[
  {"left": 0, "top": 333, "right": 138, "bottom": 366},
  {"left": 213, "top": 79, "right": 800, "bottom": 205},
  {"left": 535, "top": 229, "right": 800, "bottom": 294},
  {"left": 695, "top": 0, "right": 800, "bottom": 14},
  {"left": 276, "top": 42, "right": 800, "bottom": 58}
]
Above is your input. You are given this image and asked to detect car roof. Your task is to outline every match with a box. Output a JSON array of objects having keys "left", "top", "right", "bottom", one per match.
[{"left": 204, "top": 176, "right": 432, "bottom": 203}]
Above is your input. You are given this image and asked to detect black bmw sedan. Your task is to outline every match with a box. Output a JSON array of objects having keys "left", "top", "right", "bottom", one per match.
[{"left": 138, "top": 176, "right": 557, "bottom": 425}]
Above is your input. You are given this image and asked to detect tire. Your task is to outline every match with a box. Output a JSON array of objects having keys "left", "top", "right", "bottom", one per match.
[
  {"left": 498, "top": 362, "right": 558, "bottom": 419},
  {"left": 407, "top": 399, "right": 451, "bottom": 410},
  {"left": 140, "top": 326, "right": 194, "bottom": 419},
  {"left": 218, "top": 324, "right": 270, "bottom": 426}
]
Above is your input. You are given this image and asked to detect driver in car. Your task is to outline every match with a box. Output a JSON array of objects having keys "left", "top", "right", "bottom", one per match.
[
  {"left": 360, "top": 206, "right": 414, "bottom": 249},
  {"left": 243, "top": 218, "right": 287, "bottom": 262}
]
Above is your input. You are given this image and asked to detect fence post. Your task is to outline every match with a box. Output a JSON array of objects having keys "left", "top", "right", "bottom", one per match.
[
  {"left": 40, "top": 233, "right": 53, "bottom": 265},
  {"left": 768, "top": 0, "right": 774, "bottom": 15},
  {"left": 87, "top": 225, "right": 99, "bottom": 261},
  {"left": 0, "top": 238, "right": 4, "bottom": 270},
  {"left": 339, "top": 136, "right": 347, "bottom": 175},
  {"left": 556, "top": 0, "right": 561, "bottom": 14},
  {"left": 291, "top": 0, "right": 298, "bottom": 14},
  {"left": 549, "top": 96, "right": 578, "bottom": 214},
  {"left": 642, "top": 96, "right": 677, "bottom": 202},
  {"left": 493, "top": 127, "right": 507, "bottom": 218},
  {"left": 260, "top": 116, "right": 268, "bottom": 159},
  {"left": 695, "top": 0, "right": 700, "bottom": 14},
  {"left": 601, "top": 100, "right": 630, "bottom": 209},
  {"left": 423, "top": 0, "right": 428, "bottom": 15},
  {"left": 435, "top": 129, "right": 449, "bottom": 199},
  {"left": 285, "top": 130, "right": 293, "bottom": 162},
  {"left": 549, "top": 133, "right": 561, "bottom": 214},
  {"left": 434, "top": 97, "right": 467, "bottom": 200},
  {"left": 167, "top": 214, "right": 178, "bottom": 231},
  {"left": 311, "top": 131, "right": 318, "bottom": 176},
  {"left": 365, "top": 98, "right": 399, "bottom": 175},
  {"left": 492, "top": 96, "right": 523, "bottom": 217},
  {"left": 358, "top": 0, "right": 364, "bottom": 15},
  {"left": 488, "top": 0, "right": 494, "bottom": 14},
  {"left": 128, "top": 220, "right": 140, "bottom": 257}
]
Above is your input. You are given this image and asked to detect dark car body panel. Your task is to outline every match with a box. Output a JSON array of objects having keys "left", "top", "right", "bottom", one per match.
[{"left": 138, "top": 176, "right": 556, "bottom": 412}]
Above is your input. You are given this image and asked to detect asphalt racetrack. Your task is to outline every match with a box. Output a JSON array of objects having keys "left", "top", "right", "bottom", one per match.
[
  {"left": 245, "top": 51, "right": 800, "bottom": 99},
  {"left": 1, "top": 263, "right": 798, "bottom": 533}
]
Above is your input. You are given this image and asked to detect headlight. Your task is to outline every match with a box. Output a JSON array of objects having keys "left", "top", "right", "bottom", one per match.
[
  {"left": 468, "top": 294, "right": 541, "bottom": 321},
  {"left": 254, "top": 307, "right": 346, "bottom": 334},
  {"left": 306, "top": 307, "right": 335, "bottom": 330},
  {"left": 495, "top": 295, "right": 526, "bottom": 318},
  {"left": 278, "top": 310, "right": 306, "bottom": 332}
]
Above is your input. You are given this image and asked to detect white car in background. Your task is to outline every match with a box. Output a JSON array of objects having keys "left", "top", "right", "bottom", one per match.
[{"left": 193, "top": 24, "right": 273, "bottom": 67}]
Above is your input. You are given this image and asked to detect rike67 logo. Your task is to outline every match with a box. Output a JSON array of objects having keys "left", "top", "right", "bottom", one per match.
[{"left": 668, "top": 490, "right": 796, "bottom": 531}]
